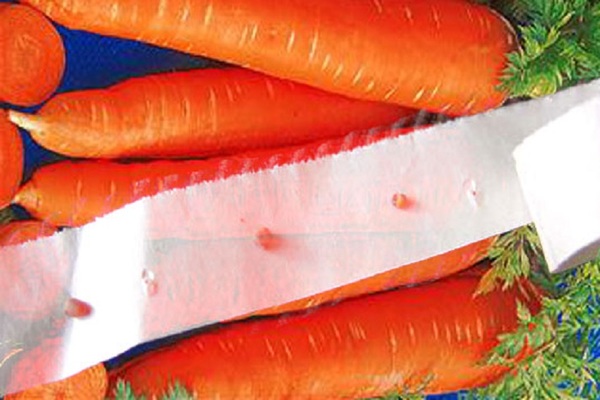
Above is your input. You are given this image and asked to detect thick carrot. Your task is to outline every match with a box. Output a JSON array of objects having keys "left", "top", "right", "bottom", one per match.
[
  {"left": 8, "top": 67, "right": 414, "bottom": 159},
  {"left": 108, "top": 265, "right": 542, "bottom": 398},
  {"left": 0, "top": 4, "right": 65, "bottom": 106},
  {"left": 0, "top": 111, "right": 23, "bottom": 209},
  {"left": 13, "top": 126, "right": 416, "bottom": 227},
  {"left": 0, "top": 220, "right": 58, "bottom": 247},
  {"left": 4, "top": 337, "right": 107, "bottom": 399},
  {"left": 22, "top": 0, "right": 516, "bottom": 116}
]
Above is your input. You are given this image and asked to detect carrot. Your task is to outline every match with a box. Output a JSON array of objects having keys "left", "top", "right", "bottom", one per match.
[
  {"left": 0, "top": 110, "right": 23, "bottom": 209},
  {"left": 4, "top": 337, "right": 107, "bottom": 399},
  {"left": 7, "top": 67, "right": 414, "bottom": 159},
  {"left": 0, "top": 4, "right": 65, "bottom": 106},
  {"left": 0, "top": 220, "right": 58, "bottom": 247},
  {"left": 13, "top": 126, "right": 416, "bottom": 228},
  {"left": 141, "top": 238, "right": 494, "bottom": 339},
  {"left": 22, "top": 0, "right": 516, "bottom": 115},
  {"left": 108, "top": 264, "right": 542, "bottom": 398}
]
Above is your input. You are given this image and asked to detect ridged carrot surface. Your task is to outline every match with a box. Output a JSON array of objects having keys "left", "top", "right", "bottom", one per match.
[
  {"left": 0, "top": 4, "right": 65, "bottom": 106},
  {"left": 13, "top": 127, "right": 416, "bottom": 228},
  {"left": 8, "top": 67, "right": 414, "bottom": 159},
  {"left": 22, "top": 0, "right": 516, "bottom": 115},
  {"left": 108, "top": 265, "right": 542, "bottom": 398},
  {"left": 5, "top": 337, "right": 107, "bottom": 399},
  {"left": 0, "top": 111, "right": 23, "bottom": 208}
]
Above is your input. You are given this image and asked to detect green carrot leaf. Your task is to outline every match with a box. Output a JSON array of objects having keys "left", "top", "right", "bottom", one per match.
[{"left": 500, "top": 0, "right": 600, "bottom": 98}]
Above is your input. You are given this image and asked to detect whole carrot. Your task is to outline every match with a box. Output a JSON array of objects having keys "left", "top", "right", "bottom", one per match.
[
  {"left": 0, "top": 220, "right": 58, "bottom": 247},
  {"left": 108, "top": 265, "right": 542, "bottom": 398},
  {"left": 4, "top": 337, "right": 107, "bottom": 399},
  {"left": 8, "top": 67, "right": 414, "bottom": 159},
  {"left": 13, "top": 126, "right": 416, "bottom": 227},
  {"left": 0, "top": 111, "right": 23, "bottom": 209},
  {"left": 0, "top": 4, "right": 65, "bottom": 106},
  {"left": 22, "top": 0, "right": 516, "bottom": 115}
]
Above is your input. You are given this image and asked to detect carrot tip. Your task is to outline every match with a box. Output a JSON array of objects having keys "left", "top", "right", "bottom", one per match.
[{"left": 7, "top": 111, "right": 44, "bottom": 133}]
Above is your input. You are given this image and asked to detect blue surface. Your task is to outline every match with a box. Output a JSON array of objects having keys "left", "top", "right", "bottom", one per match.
[{"left": 1, "top": 1, "right": 460, "bottom": 397}]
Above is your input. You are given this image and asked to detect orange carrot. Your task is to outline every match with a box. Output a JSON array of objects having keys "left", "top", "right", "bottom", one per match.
[
  {"left": 13, "top": 126, "right": 416, "bottom": 227},
  {"left": 0, "top": 4, "right": 65, "bottom": 106},
  {"left": 22, "top": 0, "right": 516, "bottom": 115},
  {"left": 5, "top": 337, "right": 107, "bottom": 399},
  {"left": 8, "top": 67, "right": 414, "bottom": 159},
  {"left": 108, "top": 264, "right": 542, "bottom": 398},
  {"left": 0, "top": 111, "right": 23, "bottom": 209},
  {"left": 0, "top": 220, "right": 58, "bottom": 247}
]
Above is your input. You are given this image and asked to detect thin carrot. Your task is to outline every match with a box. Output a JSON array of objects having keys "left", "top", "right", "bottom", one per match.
[
  {"left": 5, "top": 337, "right": 107, "bottom": 399},
  {"left": 0, "top": 111, "right": 23, "bottom": 209},
  {"left": 108, "top": 264, "right": 542, "bottom": 398},
  {"left": 22, "top": 0, "right": 516, "bottom": 115},
  {"left": 8, "top": 67, "right": 414, "bottom": 159},
  {"left": 0, "top": 220, "right": 58, "bottom": 247},
  {"left": 13, "top": 126, "right": 416, "bottom": 227},
  {"left": 0, "top": 4, "right": 65, "bottom": 106}
]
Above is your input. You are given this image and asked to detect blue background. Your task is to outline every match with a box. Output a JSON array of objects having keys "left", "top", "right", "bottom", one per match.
[{"left": 1, "top": 0, "right": 462, "bottom": 397}]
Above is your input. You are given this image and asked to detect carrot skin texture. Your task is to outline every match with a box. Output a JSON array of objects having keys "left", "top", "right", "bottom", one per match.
[
  {"left": 9, "top": 68, "right": 414, "bottom": 159},
  {"left": 0, "top": 4, "right": 65, "bottom": 106},
  {"left": 0, "top": 110, "right": 23, "bottom": 208},
  {"left": 22, "top": 0, "right": 516, "bottom": 115},
  {"left": 0, "top": 220, "right": 58, "bottom": 247},
  {"left": 13, "top": 127, "right": 416, "bottom": 228},
  {"left": 109, "top": 267, "right": 542, "bottom": 398}
]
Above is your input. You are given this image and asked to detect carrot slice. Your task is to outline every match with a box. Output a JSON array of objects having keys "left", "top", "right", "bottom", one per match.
[
  {"left": 23, "top": 0, "right": 516, "bottom": 115},
  {"left": 0, "top": 110, "right": 23, "bottom": 209},
  {"left": 0, "top": 4, "right": 65, "bottom": 106}
]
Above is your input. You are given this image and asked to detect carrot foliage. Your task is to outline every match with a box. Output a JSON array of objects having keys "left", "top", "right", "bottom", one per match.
[
  {"left": 110, "top": 379, "right": 194, "bottom": 400},
  {"left": 465, "top": 256, "right": 600, "bottom": 399},
  {"left": 495, "top": 0, "right": 600, "bottom": 98}
]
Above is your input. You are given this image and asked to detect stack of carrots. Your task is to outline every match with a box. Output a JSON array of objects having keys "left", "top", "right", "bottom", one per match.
[{"left": 0, "top": 0, "right": 538, "bottom": 398}]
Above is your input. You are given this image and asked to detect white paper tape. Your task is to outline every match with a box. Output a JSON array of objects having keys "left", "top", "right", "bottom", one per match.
[{"left": 514, "top": 82, "right": 600, "bottom": 272}]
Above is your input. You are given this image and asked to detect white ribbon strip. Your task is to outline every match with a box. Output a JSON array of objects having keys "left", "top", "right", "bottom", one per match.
[{"left": 514, "top": 86, "right": 600, "bottom": 272}]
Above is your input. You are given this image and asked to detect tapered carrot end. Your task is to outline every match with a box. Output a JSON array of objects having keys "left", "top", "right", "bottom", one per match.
[
  {"left": 5, "top": 363, "right": 108, "bottom": 399},
  {"left": 7, "top": 110, "right": 46, "bottom": 134},
  {"left": 12, "top": 181, "right": 38, "bottom": 212}
]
